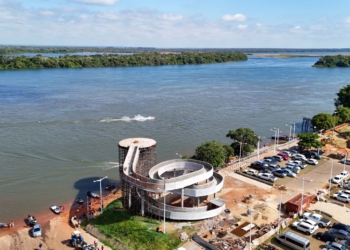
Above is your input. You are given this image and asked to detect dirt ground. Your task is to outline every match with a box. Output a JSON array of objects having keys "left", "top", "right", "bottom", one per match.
[{"left": 0, "top": 190, "right": 122, "bottom": 250}]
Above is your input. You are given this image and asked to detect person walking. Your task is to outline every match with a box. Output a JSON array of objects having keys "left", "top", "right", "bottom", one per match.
[
  {"left": 101, "top": 245, "right": 104, "bottom": 250},
  {"left": 39, "top": 242, "right": 43, "bottom": 249},
  {"left": 94, "top": 240, "right": 98, "bottom": 247}
]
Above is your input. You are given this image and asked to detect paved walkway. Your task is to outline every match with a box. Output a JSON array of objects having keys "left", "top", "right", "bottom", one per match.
[
  {"left": 309, "top": 202, "right": 350, "bottom": 223},
  {"left": 226, "top": 172, "right": 273, "bottom": 190}
]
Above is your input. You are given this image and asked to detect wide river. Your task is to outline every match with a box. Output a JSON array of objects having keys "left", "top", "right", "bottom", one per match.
[{"left": 0, "top": 54, "right": 348, "bottom": 222}]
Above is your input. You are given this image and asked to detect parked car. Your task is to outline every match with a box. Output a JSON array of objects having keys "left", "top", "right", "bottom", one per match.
[
  {"left": 340, "top": 171, "right": 349, "bottom": 179},
  {"left": 272, "top": 170, "right": 287, "bottom": 178},
  {"left": 243, "top": 169, "right": 258, "bottom": 176},
  {"left": 316, "top": 232, "right": 339, "bottom": 242},
  {"left": 277, "top": 152, "right": 289, "bottom": 160},
  {"left": 332, "top": 193, "right": 350, "bottom": 203},
  {"left": 293, "top": 154, "right": 307, "bottom": 160},
  {"left": 267, "top": 164, "right": 281, "bottom": 171},
  {"left": 264, "top": 156, "right": 275, "bottom": 161},
  {"left": 289, "top": 160, "right": 307, "bottom": 169},
  {"left": 259, "top": 169, "right": 272, "bottom": 174},
  {"left": 324, "top": 241, "right": 347, "bottom": 250},
  {"left": 250, "top": 161, "right": 269, "bottom": 170},
  {"left": 333, "top": 223, "right": 350, "bottom": 233},
  {"left": 291, "top": 221, "right": 318, "bottom": 235},
  {"left": 31, "top": 224, "right": 42, "bottom": 237},
  {"left": 343, "top": 183, "right": 350, "bottom": 190},
  {"left": 305, "top": 158, "right": 318, "bottom": 165},
  {"left": 303, "top": 212, "right": 331, "bottom": 228},
  {"left": 332, "top": 175, "right": 345, "bottom": 184},
  {"left": 303, "top": 151, "right": 322, "bottom": 159},
  {"left": 339, "top": 240, "right": 350, "bottom": 249},
  {"left": 272, "top": 155, "right": 283, "bottom": 162},
  {"left": 258, "top": 173, "right": 277, "bottom": 182},
  {"left": 281, "top": 150, "right": 292, "bottom": 156},
  {"left": 289, "top": 149, "right": 299, "bottom": 155},
  {"left": 339, "top": 159, "right": 350, "bottom": 165},
  {"left": 263, "top": 158, "right": 279, "bottom": 165},
  {"left": 282, "top": 168, "right": 297, "bottom": 177},
  {"left": 285, "top": 164, "right": 301, "bottom": 173},
  {"left": 329, "top": 229, "right": 350, "bottom": 240},
  {"left": 299, "top": 219, "right": 319, "bottom": 228}
]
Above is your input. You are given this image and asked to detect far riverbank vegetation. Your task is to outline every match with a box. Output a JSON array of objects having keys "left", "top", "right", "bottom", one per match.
[
  {"left": 313, "top": 55, "right": 350, "bottom": 67},
  {"left": 0, "top": 52, "right": 247, "bottom": 70}
]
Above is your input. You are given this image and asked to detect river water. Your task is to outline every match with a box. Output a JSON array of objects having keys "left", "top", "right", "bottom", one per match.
[{"left": 0, "top": 55, "right": 348, "bottom": 222}]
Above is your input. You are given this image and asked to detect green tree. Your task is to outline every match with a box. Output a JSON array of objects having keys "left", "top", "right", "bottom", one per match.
[
  {"left": 311, "top": 113, "right": 334, "bottom": 130},
  {"left": 223, "top": 144, "right": 235, "bottom": 163},
  {"left": 193, "top": 141, "right": 226, "bottom": 168},
  {"left": 336, "top": 107, "right": 350, "bottom": 123},
  {"left": 226, "top": 128, "right": 258, "bottom": 157},
  {"left": 335, "top": 84, "right": 350, "bottom": 108},
  {"left": 297, "top": 133, "right": 323, "bottom": 151}
]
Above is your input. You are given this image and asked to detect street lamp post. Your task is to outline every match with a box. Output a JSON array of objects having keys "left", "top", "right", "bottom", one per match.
[
  {"left": 342, "top": 153, "right": 348, "bottom": 186},
  {"left": 238, "top": 141, "right": 247, "bottom": 167},
  {"left": 175, "top": 153, "right": 182, "bottom": 159},
  {"left": 300, "top": 177, "right": 313, "bottom": 215},
  {"left": 271, "top": 129, "right": 277, "bottom": 154},
  {"left": 163, "top": 179, "right": 166, "bottom": 234},
  {"left": 255, "top": 135, "right": 265, "bottom": 161},
  {"left": 286, "top": 124, "right": 292, "bottom": 149},
  {"left": 332, "top": 111, "right": 338, "bottom": 139},
  {"left": 93, "top": 176, "right": 108, "bottom": 214},
  {"left": 329, "top": 159, "right": 334, "bottom": 197},
  {"left": 239, "top": 203, "right": 261, "bottom": 250},
  {"left": 290, "top": 122, "right": 296, "bottom": 139},
  {"left": 278, "top": 191, "right": 291, "bottom": 234}
]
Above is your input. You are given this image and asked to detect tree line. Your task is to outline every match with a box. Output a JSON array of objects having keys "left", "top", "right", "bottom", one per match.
[
  {"left": 313, "top": 55, "right": 350, "bottom": 67},
  {"left": 0, "top": 52, "right": 247, "bottom": 70}
]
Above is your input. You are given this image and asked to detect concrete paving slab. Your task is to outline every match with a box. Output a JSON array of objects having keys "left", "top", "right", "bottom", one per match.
[
  {"left": 227, "top": 172, "right": 273, "bottom": 191},
  {"left": 309, "top": 202, "right": 350, "bottom": 223}
]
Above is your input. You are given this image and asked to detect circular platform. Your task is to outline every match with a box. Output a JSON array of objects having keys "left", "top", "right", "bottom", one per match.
[{"left": 118, "top": 138, "right": 156, "bottom": 148}]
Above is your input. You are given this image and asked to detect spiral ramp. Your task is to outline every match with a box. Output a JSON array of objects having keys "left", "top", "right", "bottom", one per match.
[{"left": 120, "top": 140, "right": 226, "bottom": 220}]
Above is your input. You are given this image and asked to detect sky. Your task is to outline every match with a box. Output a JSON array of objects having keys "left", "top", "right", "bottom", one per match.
[{"left": 1, "top": 0, "right": 350, "bottom": 48}]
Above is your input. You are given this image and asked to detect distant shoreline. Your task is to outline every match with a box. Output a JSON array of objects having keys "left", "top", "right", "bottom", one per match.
[{"left": 250, "top": 53, "right": 350, "bottom": 58}]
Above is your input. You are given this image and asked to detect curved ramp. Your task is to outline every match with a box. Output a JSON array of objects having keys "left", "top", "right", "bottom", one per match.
[{"left": 121, "top": 141, "right": 226, "bottom": 220}]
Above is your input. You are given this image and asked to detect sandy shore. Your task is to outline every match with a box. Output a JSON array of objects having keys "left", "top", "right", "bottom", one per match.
[{"left": 0, "top": 190, "right": 121, "bottom": 250}]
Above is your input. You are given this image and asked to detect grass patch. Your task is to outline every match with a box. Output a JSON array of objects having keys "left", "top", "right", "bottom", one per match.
[{"left": 87, "top": 198, "right": 181, "bottom": 250}]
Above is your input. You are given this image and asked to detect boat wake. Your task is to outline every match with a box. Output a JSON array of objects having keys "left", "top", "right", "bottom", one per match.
[
  {"left": 102, "top": 161, "right": 120, "bottom": 170},
  {"left": 100, "top": 115, "right": 155, "bottom": 123}
]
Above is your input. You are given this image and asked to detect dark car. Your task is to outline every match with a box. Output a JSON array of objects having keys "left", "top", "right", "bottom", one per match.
[
  {"left": 272, "top": 170, "right": 287, "bottom": 178},
  {"left": 272, "top": 155, "right": 283, "bottom": 162},
  {"left": 316, "top": 231, "right": 339, "bottom": 242},
  {"left": 259, "top": 169, "right": 272, "bottom": 174},
  {"left": 330, "top": 229, "right": 350, "bottom": 240},
  {"left": 250, "top": 161, "right": 268, "bottom": 170},
  {"left": 333, "top": 223, "right": 350, "bottom": 233},
  {"left": 277, "top": 152, "right": 289, "bottom": 160},
  {"left": 303, "top": 151, "right": 322, "bottom": 160}
]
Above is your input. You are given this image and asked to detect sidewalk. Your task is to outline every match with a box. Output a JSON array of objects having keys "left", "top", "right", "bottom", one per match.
[{"left": 309, "top": 202, "right": 350, "bottom": 223}]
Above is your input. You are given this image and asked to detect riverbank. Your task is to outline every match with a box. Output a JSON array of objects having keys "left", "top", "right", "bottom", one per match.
[{"left": 0, "top": 189, "right": 122, "bottom": 249}]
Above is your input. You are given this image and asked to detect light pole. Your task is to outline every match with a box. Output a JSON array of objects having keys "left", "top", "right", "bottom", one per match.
[
  {"left": 300, "top": 177, "right": 313, "bottom": 215},
  {"left": 286, "top": 124, "right": 292, "bottom": 149},
  {"left": 278, "top": 191, "right": 291, "bottom": 234},
  {"left": 175, "top": 153, "right": 182, "bottom": 159},
  {"left": 332, "top": 111, "right": 338, "bottom": 139},
  {"left": 329, "top": 159, "right": 334, "bottom": 197},
  {"left": 93, "top": 176, "right": 108, "bottom": 214},
  {"left": 255, "top": 135, "right": 265, "bottom": 160},
  {"left": 271, "top": 128, "right": 277, "bottom": 154},
  {"left": 238, "top": 141, "right": 247, "bottom": 167},
  {"left": 342, "top": 153, "right": 348, "bottom": 186},
  {"left": 275, "top": 128, "right": 281, "bottom": 146},
  {"left": 163, "top": 178, "right": 166, "bottom": 234},
  {"left": 239, "top": 204, "right": 261, "bottom": 250},
  {"left": 290, "top": 122, "right": 296, "bottom": 139}
]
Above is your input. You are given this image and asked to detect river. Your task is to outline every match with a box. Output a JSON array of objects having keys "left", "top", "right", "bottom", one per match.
[{"left": 0, "top": 54, "right": 347, "bottom": 222}]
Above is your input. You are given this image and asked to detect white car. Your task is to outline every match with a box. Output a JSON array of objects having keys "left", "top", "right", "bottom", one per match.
[
  {"left": 334, "top": 190, "right": 350, "bottom": 196},
  {"left": 332, "top": 175, "right": 344, "bottom": 184},
  {"left": 342, "top": 183, "right": 350, "bottom": 190},
  {"left": 292, "top": 221, "right": 318, "bottom": 235},
  {"left": 303, "top": 212, "right": 331, "bottom": 228},
  {"left": 305, "top": 158, "right": 318, "bottom": 165},
  {"left": 299, "top": 219, "right": 319, "bottom": 229},
  {"left": 293, "top": 154, "right": 307, "bottom": 160},
  {"left": 289, "top": 160, "right": 307, "bottom": 169},
  {"left": 258, "top": 173, "right": 277, "bottom": 182},
  {"left": 285, "top": 164, "right": 301, "bottom": 173},
  {"left": 340, "top": 171, "right": 349, "bottom": 179},
  {"left": 333, "top": 193, "right": 350, "bottom": 203},
  {"left": 281, "top": 151, "right": 292, "bottom": 157},
  {"left": 32, "top": 224, "right": 42, "bottom": 237},
  {"left": 243, "top": 169, "right": 258, "bottom": 176}
]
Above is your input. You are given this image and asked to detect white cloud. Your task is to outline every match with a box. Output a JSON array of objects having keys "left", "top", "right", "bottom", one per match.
[
  {"left": 70, "top": 0, "right": 119, "bottom": 6},
  {"left": 161, "top": 13, "right": 183, "bottom": 21},
  {"left": 221, "top": 14, "right": 246, "bottom": 22},
  {"left": 39, "top": 10, "right": 54, "bottom": 16},
  {"left": 256, "top": 23, "right": 262, "bottom": 27},
  {"left": 343, "top": 16, "right": 350, "bottom": 24},
  {"left": 238, "top": 24, "right": 247, "bottom": 30}
]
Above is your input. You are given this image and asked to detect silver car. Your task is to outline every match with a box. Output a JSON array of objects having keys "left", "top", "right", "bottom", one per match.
[{"left": 32, "top": 224, "right": 42, "bottom": 237}]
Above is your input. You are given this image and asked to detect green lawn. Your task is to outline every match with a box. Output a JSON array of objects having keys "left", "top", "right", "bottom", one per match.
[{"left": 84, "top": 198, "right": 181, "bottom": 250}]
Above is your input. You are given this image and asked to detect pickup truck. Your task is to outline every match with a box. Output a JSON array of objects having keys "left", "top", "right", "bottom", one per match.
[{"left": 303, "top": 212, "right": 331, "bottom": 228}]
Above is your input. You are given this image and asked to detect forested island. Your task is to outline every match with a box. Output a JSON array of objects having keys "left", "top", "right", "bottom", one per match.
[
  {"left": 313, "top": 55, "right": 350, "bottom": 67},
  {"left": 0, "top": 52, "right": 247, "bottom": 70}
]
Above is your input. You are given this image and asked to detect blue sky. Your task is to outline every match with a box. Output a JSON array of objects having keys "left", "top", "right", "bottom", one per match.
[{"left": 1, "top": 0, "right": 350, "bottom": 48}]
